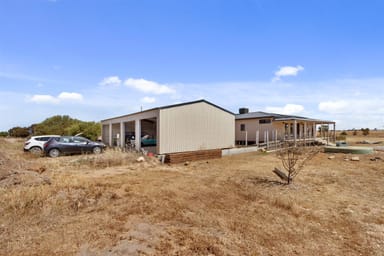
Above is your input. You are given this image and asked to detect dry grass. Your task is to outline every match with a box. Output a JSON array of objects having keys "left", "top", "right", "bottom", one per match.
[{"left": 1, "top": 135, "right": 384, "bottom": 255}]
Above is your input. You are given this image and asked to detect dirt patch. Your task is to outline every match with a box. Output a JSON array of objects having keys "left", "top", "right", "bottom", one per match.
[
  {"left": 79, "top": 216, "right": 167, "bottom": 256},
  {"left": 0, "top": 170, "right": 51, "bottom": 188},
  {"left": 0, "top": 146, "right": 50, "bottom": 188}
]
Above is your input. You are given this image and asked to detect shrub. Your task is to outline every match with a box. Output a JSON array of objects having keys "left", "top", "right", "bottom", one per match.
[
  {"left": 8, "top": 127, "right": 30, "bottom": 137},
  {"left": 361, "top": 128, "right": 370, "bottom": 136}
]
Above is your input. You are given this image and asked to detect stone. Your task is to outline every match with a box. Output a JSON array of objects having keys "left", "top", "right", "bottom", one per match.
[
  {"left": 136, "top": 156, "right": 145, "bottom": 162},
  {"left": 351, "top": 156, "right": 360, "bottom": 161},
  {"left": 328, "top": 155, "right": 335, "bottom": 160}
]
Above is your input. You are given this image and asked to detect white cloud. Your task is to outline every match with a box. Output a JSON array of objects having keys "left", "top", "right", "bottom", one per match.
[
  {"left": 141, "top": 96, "right": 156, "bottom": 104},
  {"left": 273, "top": 65, "right": 304, "bottom": 82},
  {"left": 124, "top": 78, "right": 175, "bottom": 94},
  {"left": 28, "top": 92, "right": 83, "bottom": 104},
  {"left": 99, "top": 76, "right": 122, "bottom": 87},
  {"left": 265, "top": 104, "right": 304, "bottom": 115},
  {"left": 318, "top": 100, "right": 349, "bottom": 114},
  {"left": 29, "top": 94, "right": 60, "bottom": 104},
  {"left": 58, "top": 92, "right": 83, "bottom": 101}
]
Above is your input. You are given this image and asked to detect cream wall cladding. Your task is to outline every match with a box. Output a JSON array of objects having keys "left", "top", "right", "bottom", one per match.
[{"left": 159, "top": 101, "right": 235, "bottom": 154}]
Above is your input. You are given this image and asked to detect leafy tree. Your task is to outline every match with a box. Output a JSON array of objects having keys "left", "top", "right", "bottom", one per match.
[
  {"left": 32, "top": 115, "right": 101, "bottom": 141},
  {"left": 8, "top": 127, "right": 30, "bottom": 137},
  {"left": 34, "top": 115, "right": 77, "bottom": 135},
  {"left": 0, "top": 131, "right": 9, "bottom": 137},
  {"left": 65, "top": 121, "right": 101, "bottom": 141}
]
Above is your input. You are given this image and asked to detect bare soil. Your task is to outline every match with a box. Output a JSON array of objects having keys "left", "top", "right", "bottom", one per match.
[{"left": 0, "top": 132, "right": 384, "bottom": 255}]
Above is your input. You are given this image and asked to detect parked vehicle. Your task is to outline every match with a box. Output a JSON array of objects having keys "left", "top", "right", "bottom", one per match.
[
  {"left": 44, "top": 136, "right": 106, "bottom": 157},
  {"left": 124, "top": 132, "right": 157, "bottom": 147},
  {"left": 24, "top": 135, "right": 60, "bottom": 155}
]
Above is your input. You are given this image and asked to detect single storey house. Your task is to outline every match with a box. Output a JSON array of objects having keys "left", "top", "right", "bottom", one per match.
[
  {"left": 101, "top": 100, "right": 235, "bottom": 161},
  {"left": 235, "top": 108, "right": 336, "bottom": 146}
]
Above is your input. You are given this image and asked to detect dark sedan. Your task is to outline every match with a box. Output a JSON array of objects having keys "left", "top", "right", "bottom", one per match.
[{"left": 44, "top": 136, "right": 106, "bottom": 157}]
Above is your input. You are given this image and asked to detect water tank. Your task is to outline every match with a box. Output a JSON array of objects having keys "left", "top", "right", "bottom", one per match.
[{"left": 239, "top": 108, "right": 249, "bottom": 114}]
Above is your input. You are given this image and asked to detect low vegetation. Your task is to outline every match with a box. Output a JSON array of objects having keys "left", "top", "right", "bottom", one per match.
[{"left": 1, "top": 131, "right": 384, "bottom": 255}]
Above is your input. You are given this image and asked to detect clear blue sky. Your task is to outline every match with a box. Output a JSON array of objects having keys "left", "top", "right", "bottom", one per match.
[{"left": 1, "top": 0, "right": 383, "bottom": 131}]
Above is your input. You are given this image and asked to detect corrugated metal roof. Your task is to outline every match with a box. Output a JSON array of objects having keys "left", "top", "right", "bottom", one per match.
[
  {"left": 236, "top": 111, "right": 334, "bottom": 123},
  {"left": 101, "top": 99, "right": 234, "bottom": 122}
]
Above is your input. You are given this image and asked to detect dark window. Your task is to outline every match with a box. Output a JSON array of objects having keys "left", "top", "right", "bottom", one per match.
[
  {"left": 240, "top": 124, "right": 245, "bottom": 131},
  {"left": 39, "top": 137, "right": 52, "bottom": 141},
  {"left": 73, "top": 137, "right": 88, "bottom": 144},
  {"left": 259, "top": 119, "right": 271, "bottom": 124},
  {"left": 60, "top": 137, "right": 72, "bottom": 143}
]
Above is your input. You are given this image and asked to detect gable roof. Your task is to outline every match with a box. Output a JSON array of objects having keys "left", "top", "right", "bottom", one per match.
[
  {"left": 159, "top": 99, "right": 234, "bottom": 115},
  {"left": 101, "top": 99, "right": 234, "bottom": 122}
]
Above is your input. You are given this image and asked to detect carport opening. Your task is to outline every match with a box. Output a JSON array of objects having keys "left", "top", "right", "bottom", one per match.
[
  {"left": 123, "top": 118, "right": 157, "bottom": 151},
  {"left": 140, "top": 118, "right": 157, "bottom": 148}
]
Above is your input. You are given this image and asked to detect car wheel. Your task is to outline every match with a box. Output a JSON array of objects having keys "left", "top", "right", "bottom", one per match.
[
  {"left": 93, "top": 146, "right": 102, "bottom": 154},
  {"left": 49, "top": 148, "right": 60, "bottom": 158},
  {"left": 29, "top": 146, "right": 42, "bottom": 155}
]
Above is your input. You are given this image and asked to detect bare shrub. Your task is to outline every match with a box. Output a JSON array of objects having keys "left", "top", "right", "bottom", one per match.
[{"left": 275, "top": 142, "right": 320, "bottom": 184}]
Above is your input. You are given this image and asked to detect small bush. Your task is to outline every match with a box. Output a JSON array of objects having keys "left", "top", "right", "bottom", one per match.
[{"left": 361, "top": 128, "right": 370, "bottom": 136}]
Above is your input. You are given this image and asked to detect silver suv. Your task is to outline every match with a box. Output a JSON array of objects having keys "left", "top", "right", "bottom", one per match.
[{"left": 24, "top": 135, "right": 60, "bottom": 155}]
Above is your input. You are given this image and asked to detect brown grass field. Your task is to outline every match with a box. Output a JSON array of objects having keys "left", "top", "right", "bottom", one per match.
[{"left": 0, "top": 131, "right": 384, "bottom": 255}]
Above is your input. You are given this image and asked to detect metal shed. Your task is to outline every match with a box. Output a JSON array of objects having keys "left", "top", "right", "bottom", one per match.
[{"left": 101, "top": 100, "right": 235, "bottom": 156}]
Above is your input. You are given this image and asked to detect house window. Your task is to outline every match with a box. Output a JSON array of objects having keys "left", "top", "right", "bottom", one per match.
[
  {"left": 259, "top": 119, "right": 271, "bottom": 124},
  {"left": 240, "top": 124, "right": 245, "bottom": 131}
]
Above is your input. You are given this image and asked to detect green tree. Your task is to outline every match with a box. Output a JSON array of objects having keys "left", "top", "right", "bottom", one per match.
[
  {"left": 0, "top": 131, "right": 9, "bottom": 137},
  {"left": 34, "top": 115, "right": 78, "bottom": 135},
  {"left": 32, "top": 115, "right": 101, "bottom": 141},
  {"left": 8, "top": 127, "right": 30, "bottom": 137},
  {"left": 65, "top": 121, "right": 101, "bottom": 141}
]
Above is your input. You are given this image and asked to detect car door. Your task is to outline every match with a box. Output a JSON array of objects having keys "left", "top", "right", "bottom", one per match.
[
  {"left": 73, "top": 136, "right": 90, "bottom": 153},
  {"left": 58, "top": 136, "right": 77, "bottom": 154}
]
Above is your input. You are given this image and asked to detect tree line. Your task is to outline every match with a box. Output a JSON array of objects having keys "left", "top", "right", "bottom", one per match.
[{"left": 1, "top": 115, "right": 101, "bottom": 141}]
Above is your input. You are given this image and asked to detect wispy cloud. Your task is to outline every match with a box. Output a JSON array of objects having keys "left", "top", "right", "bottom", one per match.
[
  {"left": 318, "top": 100, "right": 349, "bottom": 114},
  {"left": 272, "top": 65, "right": 304, "bottom": 82},
  {"left": 58, "top": 92, "right": 83, "bottom": 101},
  {"left": 141, "top": 96, "right": 156, "bottom": 104},
  {"left": 29, "top": 94, "right": 59, "bottom": 104},
  {"left": 265, "top": 104, "right": 304, "bottom": 115},
  {"left": 124, "top": 78, "right": 175, "bottom": 94},
  {"left": 28, "top": 92, "right": 83, "bottom": 104},
  {"left": 99, "top": 76, "right": 122, "bottom": 87}
]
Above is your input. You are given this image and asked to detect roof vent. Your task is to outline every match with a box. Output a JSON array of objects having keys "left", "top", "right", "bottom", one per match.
[{"left": 239, "top": 108, "right": 249, "bottom": 114}]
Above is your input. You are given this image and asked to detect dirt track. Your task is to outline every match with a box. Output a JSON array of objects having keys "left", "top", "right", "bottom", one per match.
[{"left": 0, "top": 134, "right": 384, "bottom": 255}]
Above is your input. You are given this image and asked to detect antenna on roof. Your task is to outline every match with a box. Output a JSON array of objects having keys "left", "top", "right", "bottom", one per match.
[{"left": 140, "top": 106, "right": 143, "bottom": 112}]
